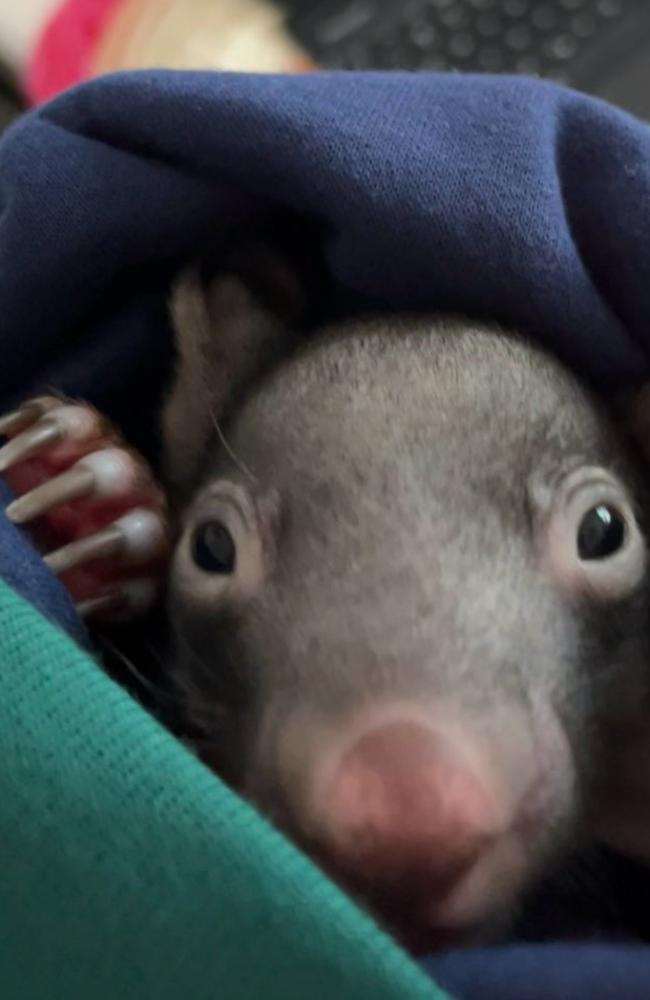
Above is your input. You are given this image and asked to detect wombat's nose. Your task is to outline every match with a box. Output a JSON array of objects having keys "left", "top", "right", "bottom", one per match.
[{"left": 321, "top": 720, "right": 495, "bottom": 890}]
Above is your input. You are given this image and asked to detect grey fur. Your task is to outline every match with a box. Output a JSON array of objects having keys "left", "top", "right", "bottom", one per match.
[{"left": 162, "top": 256, "right": 650, "bottom": 943}]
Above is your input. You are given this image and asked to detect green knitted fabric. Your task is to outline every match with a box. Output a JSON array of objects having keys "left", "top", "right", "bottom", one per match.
[{"left": 0, "top": 578, "right": 448, "bottom": 1000}]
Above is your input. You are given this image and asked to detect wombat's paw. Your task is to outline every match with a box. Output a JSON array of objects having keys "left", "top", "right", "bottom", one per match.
[{"left": 0, "top": 396, "right": 169, "bottom": 621}]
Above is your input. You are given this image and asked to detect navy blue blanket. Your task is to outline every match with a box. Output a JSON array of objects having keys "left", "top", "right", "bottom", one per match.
[{"left": 1, "top": 68, "right": 650, "bottom": 998}]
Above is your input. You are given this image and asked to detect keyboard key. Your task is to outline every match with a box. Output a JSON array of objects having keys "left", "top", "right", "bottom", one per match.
[
  {"left": 531, "top": 4, "right": 558, "bottom": 30},
  {"left": 544, "top": 32, "right": 579, "bottom": 60},
  {"left": 505, "top": 24, "right": 533, "bottom": 50},
  {"left": 503, "top": 0, "right": 530, "bottom": 16},
  {"left": 571, "top": 12, "right": 598, "bottom": 36},
  {"left": 597, "top": 0, "right": 623, "bottom": 15},
  {"left": 438, "top": 5, "right": 468, "bottom": 28},
  {"left": 449, "top": 31, "right": 478, "bottom": 56},
  {"left": 409, "top": 20, "right": 439, "bottom": 46},
  {"left": 479, "top": 45, "right": 506, "bottom": 69},
  {"left": 516, "top": 52, "right": 542, "bottom": 73},
  {"left": 476, "top": 11, "right": 504, "bottom": 36}
]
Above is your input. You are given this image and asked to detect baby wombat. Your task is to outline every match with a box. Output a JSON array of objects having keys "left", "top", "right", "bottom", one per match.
[{"left": 160, "top": 244, "right": 650, "bottom": 951}]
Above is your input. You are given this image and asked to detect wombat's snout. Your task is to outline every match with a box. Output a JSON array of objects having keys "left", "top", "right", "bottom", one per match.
[
  {"left": 323, "top": 721, "right": 493, "bottom": 884},
  {"left": 296, "top": 710, "right": 556, "bottom": 948},
  {"left": 323, "top": 721, "right": 498, "bottom": 894}
]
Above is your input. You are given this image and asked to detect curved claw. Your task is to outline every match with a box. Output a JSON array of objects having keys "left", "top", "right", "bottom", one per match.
[
  {"left": 77, "top": 578, "right": 159, "bottom": 620},
  {"left": 0, "top": 396, "right": 61, "bottom": 437},
  {"left": 45, "top": 508, "right": 168, "bottom": 574},
  {"left": 0, "top": 404, "right": 101, "bottom": 473},
  {"left": 0, "top": 417, "right": 64, "bottom": 473},
  {"left": 5, "top": 448, "right": 136, "bottom": 524}
]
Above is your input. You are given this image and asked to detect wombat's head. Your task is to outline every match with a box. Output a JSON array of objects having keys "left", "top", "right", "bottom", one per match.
[{"left": 163, "top": 249, "right": 650, "bottom": 951}]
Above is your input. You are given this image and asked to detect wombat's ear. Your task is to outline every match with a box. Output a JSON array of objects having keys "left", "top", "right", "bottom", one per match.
[{"left": 162, "top": 239, "right": 316, "bottom": 504}]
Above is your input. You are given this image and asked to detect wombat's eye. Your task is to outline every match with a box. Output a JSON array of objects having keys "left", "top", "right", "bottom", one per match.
[
  {"left": 531, "top": 465, "right": 647, "bottom": 602},
  {"left": 191, "top": 521, "right": 236, "bottom": 574},
  {"left": 577, "top": 505, "right": 626, "bottom": 561}
]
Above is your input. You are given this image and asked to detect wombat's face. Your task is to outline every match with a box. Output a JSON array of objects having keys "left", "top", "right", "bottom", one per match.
[{"left": 168, "top": 320, "right": 650, "bottom": 951}]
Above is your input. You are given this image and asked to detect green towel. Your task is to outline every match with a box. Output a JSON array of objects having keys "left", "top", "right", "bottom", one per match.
[{"left": 0, "top": 579, "right": 445, "bottom": 999}]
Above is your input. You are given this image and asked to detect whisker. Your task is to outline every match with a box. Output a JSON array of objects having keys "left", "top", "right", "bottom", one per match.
[
  {"left": 98, "top": 634, "right": 226, "bottom": 734},
  {"left": 174, "top": 630, "right": 221, "bottom": 682},
  {"left": 98, "top": 636, "right": 178, "bottom": 711},
  {"left": 209, "top": 404, "right": 256, "bottom": 483}
]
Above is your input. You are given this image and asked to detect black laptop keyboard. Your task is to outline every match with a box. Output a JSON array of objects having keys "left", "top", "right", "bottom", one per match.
[{"left": 282, "top": 0, "right": 649, "bottom": 89}]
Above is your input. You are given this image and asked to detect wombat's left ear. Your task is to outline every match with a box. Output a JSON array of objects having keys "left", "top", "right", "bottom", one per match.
[{"left": 161, "top": 227, "right": 326, "bottom": 505}]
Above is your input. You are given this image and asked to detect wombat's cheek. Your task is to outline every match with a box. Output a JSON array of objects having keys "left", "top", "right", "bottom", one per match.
[{"left": 0, "top": 396, "right": 170, "bottom": 620}]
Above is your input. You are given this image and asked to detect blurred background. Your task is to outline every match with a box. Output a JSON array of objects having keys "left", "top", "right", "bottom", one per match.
[
  {"left": 283, "top": 0, "right": 650, "bottom": 118},
  {"left": 1, "top": 1, "right": 649, "bottom": 128},
  {"left": 0, "top": 60, "right": 17, "bottom": 130}
]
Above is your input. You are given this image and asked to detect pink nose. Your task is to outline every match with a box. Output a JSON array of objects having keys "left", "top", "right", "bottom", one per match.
[{"left": 321, "top": 720, "right": 495, "bottom": 890}]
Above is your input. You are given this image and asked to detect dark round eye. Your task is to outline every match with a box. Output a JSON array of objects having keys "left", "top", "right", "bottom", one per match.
[
  {"left": 577, "top": 505, "right": 626, "bottom": 561},
  {"left": 191, "top": 521, "right": 236, "bottom": 574}
]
